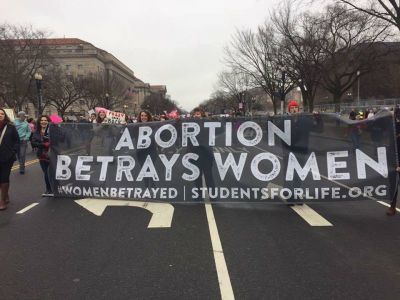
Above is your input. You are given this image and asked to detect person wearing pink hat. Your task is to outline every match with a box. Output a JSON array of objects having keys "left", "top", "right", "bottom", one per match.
[{"left": 95, "top": 110, "right": 107, "bottom": 124}]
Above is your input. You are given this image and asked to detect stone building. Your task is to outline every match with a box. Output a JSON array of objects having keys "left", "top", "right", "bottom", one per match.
[
  {"left": 47, "top": 38, "right": 153, "bottom": 116},
  {"left": 5, "top": 38, "right": 165, "bottom": 117},
  {"left": 313, "top": 42, "right": 400, "bottom": 109}
]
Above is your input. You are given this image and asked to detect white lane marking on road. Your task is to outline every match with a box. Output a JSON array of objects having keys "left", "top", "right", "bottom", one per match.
[
  {"left": 376, "top": 201, "right": 400, "bottom": 212},
  {"left": 291, "top": 204, "right": 333, "bottom": 226},
  {"left": 205, "top": 203, "right": 235, "bottom": 300},
  {"left": 16, "top": 203, "right": 39, "bottom": 214},
  {"left": 203, "top": 177, "right": 235, "bottom": 300},
  {"left": 74, "top": 199, "right": 174, "bottom": 228},
  {"left": 266, "top": 182, "right": 333, "bottom": 226}
]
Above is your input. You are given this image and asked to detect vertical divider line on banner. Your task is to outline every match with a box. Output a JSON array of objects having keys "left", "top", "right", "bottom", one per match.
[{"left": 203, "top": 175, "right": 235, "bottom": 300}]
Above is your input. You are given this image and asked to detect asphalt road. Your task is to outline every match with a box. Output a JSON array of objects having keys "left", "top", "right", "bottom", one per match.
[{"left": 1, "top": 150, "right": 400, "bottom": 299}]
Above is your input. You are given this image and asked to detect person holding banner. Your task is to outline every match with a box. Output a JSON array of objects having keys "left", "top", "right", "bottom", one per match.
[
  {"left": 190, "top": 107, "right": 215, "bottom": 200},
  {"left": 136, "top": 110, "right": 158, "bottom": 188},
  {"left": 32, "top": 115, "right": 53, "bottom": 196},
  {"left": 387, "top": 107, "right": 400, "bottom": 216},
  {"left": 283, "top": 101, "right": 323, "bottom": 204},
  {"left": 137, "top": 110, "right": 152, "bottom": 123},
  {"left": 95, "top": 109, "right": 107, "bottom": 124},
  {"left": 0, "top": 108, "right": 20, "bottom": 210}
]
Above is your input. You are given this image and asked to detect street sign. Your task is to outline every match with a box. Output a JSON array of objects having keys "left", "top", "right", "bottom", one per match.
[{"left": 75, "top": 199, "right": 174, "bottom": 228}]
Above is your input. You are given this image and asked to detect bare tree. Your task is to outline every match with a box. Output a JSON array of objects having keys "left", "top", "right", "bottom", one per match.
[
  {"left": 273, "top": 2, "right": 326, "bottom": 112},
  {"left": 315, "top": 3, "right": 390, "bottom": 110},
  {"left": 141, "top": 92, "right": 177, "bottom": 115},
  {"left": 224, "top": 23, "right": 293, "bottom": 114},
  {"left": 218, "top": 69, "right": 254, "bottom": 114},
  {"left": 0, "top": 23, "right": 52, "bottom": 111},
  {"left": 103, "top": 73, "right": 126, "bottom": 110},
  {"left": 45, "top": 67, "right": 86, "bottom": 117},
  {"left": 337, "top": 0, "right": 400, "bottom": 32},
  {"left": 200, "top": 91, "right": 234, "bottom": 115},
  {"left": 80, "top": 72, "right": 105, "bottom": 110},
  {"left": 83, "top": 72, "right": 126, "bottom": 110}
]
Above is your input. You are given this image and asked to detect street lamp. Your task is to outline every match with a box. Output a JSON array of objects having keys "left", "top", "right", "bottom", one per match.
[
  {"left": 105, "top": 93, "right": 109, "bottom": 109},
  {"left": 357, "top": 70, "right": 361, "bottom": 109},
  {"left": 280, "top": 69, "right": 286, "bottom": 115},
  {"left": 34, "top": 73, "right": 43, "bottom": 116}
]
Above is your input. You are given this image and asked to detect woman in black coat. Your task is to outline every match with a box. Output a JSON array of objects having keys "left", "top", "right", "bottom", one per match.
[
  {"left": 0, "top": 108, "right": 19, "bottom": 210},
  {"left": 31, "top": 115, "right": 52, "bottom": 196}
]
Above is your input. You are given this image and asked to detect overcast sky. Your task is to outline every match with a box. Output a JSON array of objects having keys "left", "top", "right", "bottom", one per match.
[{"left": 2, "top": 0, "right": 285, "bottom": 111}]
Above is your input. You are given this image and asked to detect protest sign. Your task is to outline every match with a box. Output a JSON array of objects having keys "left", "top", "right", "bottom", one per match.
[
  {"left": 49, "top": 112, "right": 397, "bottom": 203},
  {"left": 95, "top": 107, "right": 126, "bottom": 124},
  {"left": 4, "top": 108, "right": 15, "bottom": 122}
]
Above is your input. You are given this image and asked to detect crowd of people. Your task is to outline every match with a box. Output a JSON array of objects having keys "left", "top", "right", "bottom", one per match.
[
  {"left": 71, "top": 111, "right": 173, "bottom": 124},
  {"left": 348, "top": 107, "right": 378, "bottom": 121},
  {"left": 0, "top": 107, "right": 183, "bottom": 211},
  {"left": 0, "top": 103, "right": 399, "bottom": 215}
]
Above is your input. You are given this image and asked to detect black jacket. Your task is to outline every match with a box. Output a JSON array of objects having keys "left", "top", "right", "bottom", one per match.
[
  {"left": 32, "top": 129, "right": 50, "bottom": 161},
  {"left": 0, "top": 124, "right": 20, "bottom": 163}
]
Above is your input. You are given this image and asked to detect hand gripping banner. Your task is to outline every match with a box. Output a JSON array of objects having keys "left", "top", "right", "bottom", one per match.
[{"left": 49, "top": 111, "right": 398, "bottom": 203}]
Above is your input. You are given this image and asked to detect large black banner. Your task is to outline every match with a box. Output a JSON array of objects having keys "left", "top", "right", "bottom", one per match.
[{"left": 49, "top": 111, "right": 397, "bottom": 203}]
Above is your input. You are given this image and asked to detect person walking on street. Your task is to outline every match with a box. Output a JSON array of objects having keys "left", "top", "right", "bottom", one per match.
[
  {"left": 32, "top": 115, "right": 53, "bottom": 196},
  {"left": 14, "top": 111, "right": 31, "bottom": 174},
  {"left": 27, "top": 117, "right": 36, "bottom": 151},
  {"left": 0, "top": 108, "right": 20, "bottom": 211},
  {"left": 283, "top": 101, "right": 323, "bottom": 205},
  {"left": 387, "top": 107, "right": 400, "bottom": 216},
  {"left": 189, "top": 107, "right": 215, "bottom": 200},
  {"left": 136, "top": 110, "right": 158, "bottom": 188}
]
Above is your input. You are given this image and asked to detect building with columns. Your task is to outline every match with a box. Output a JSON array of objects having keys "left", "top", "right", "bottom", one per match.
[
  {"left": 5, "top": 38, "right": 165, "bottom": 117},
  {"left": 47, "top": 38, "right": 153, "bottom": 116}
]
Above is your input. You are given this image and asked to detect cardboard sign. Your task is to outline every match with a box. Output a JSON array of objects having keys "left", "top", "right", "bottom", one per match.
[
  {"left": 4, "top": 109, "right": 15, "bottom": 122},
  {"left": 95, "top": 107, "right": 126, "bottom": 124}
]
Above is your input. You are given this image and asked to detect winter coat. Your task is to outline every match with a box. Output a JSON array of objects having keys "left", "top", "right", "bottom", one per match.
[
  {"left": 32, "top": 129, "right": 50, "bottom": 162},
  {"left": 0, "top": 124, "right": 20, "bottom": 163},
  {"left": 14, "top": 119, "right": 32, "bottom": 141}
]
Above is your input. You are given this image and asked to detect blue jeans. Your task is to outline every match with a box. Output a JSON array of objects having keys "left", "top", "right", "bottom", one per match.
[
  {"left": 17, "top": 140, "right": 28, "bottom": 172},
  {"left": 39, "top": 160, "right": 52, "bottom": 192}
]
